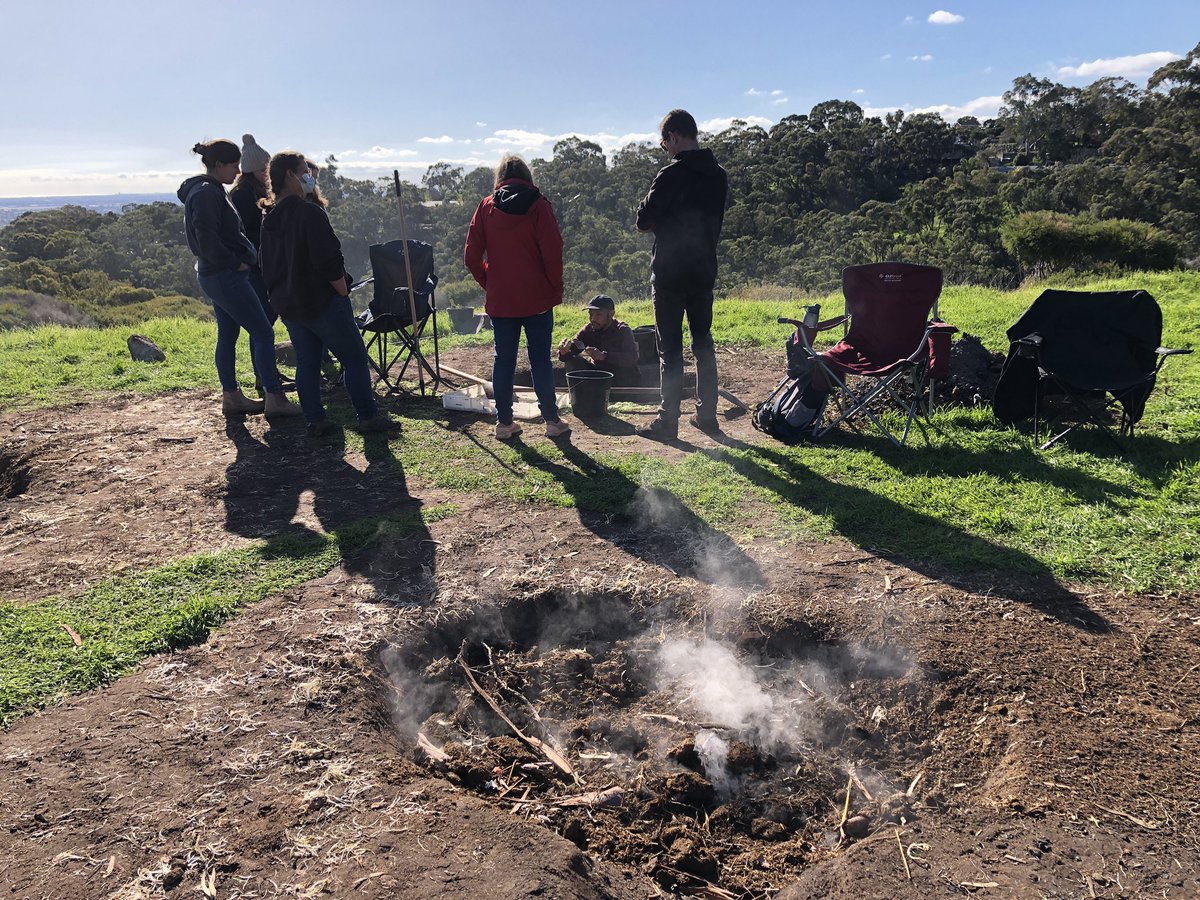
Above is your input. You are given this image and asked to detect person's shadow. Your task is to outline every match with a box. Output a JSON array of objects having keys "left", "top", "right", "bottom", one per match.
[
  {"left": 705, "top": 435, "right": 1110, "bottom": 632},
  {"left": 222, "top": 419, "right": 434, "bottom": 607},
  {"left": 511, "top": 438, "right": 764, "bottom": 588}
]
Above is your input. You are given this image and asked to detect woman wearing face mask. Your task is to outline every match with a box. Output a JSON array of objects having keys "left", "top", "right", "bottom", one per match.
[
  {"left": 178, "top": 138, "right": 300, "bottom": 418},
  {"left": 259, "top": 151, "right": 395, "bottom": 435}
]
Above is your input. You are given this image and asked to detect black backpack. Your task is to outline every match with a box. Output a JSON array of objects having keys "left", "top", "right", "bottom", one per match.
[{"left": 752, "top": 341, "right": 827, "bottom": 443}]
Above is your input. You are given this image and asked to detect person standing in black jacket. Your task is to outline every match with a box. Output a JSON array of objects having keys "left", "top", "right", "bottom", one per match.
[
  {"left": 259, "top": 151, "right": 395, "bottom": 436},
  {"left": 635, "top": 109, "right": 728, "bottom": 439},
  {"left": 178, "top": 139, "right": 300, "bottom": 419}
]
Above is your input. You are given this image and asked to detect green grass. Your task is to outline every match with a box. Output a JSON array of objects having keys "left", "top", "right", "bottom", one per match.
[
  {"left": 2, "top": 272, "right": 1198, "bottom": 723},
  {"left": 0, "top": 506, "right": 453, "bottom": 725}
]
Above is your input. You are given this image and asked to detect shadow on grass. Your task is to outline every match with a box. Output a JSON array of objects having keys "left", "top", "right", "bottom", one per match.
[
  {"left": 222, "top": 416, "right": 435, "bottom": 605},
  {"left": 718, "top": 440, "right": 1109, "bottom": 632},
  {"left": 512, "top": 438, "right": 764, "bottom": 588}
]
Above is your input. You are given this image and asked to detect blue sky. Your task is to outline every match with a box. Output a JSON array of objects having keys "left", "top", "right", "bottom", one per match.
[{"left": 2, "top": 0, "right": 1196, "bottom": 196}]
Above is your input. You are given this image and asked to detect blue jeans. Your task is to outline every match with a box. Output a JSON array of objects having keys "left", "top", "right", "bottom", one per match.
[
  {"left": 492, "top": 310, "right": 560, "bottom": 425},
  {"left": 197, "top": 268, "right": 281, "bottom": 394},
  {"left": 247, "top": 267, "right": 277, "bottom": 325},
  {"left": 282, "top": 296, "right": 377, "bottom": 425}
]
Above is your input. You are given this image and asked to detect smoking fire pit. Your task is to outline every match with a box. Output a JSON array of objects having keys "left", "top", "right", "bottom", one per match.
[{"left": 377, "top": 591, "right": 933, "bottom": 895}]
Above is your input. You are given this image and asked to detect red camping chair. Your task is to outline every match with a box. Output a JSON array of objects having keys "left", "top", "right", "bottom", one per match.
[{"left": 796, "top": 262, "right": 957, "bottom": 446}]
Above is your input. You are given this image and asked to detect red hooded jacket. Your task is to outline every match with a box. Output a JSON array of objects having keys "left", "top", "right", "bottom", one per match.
[{"left": 464, "top": 178, "right": 564, "bottom": 319}]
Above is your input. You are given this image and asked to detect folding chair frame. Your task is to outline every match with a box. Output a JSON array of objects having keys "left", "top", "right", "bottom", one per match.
[
  {"left": 782, "top": 312, "right": 956, "bottom": 447},
  {"left": 351, "top": 278, "right": 445, "bottom": 396},
  {"left": 1020, "top": 336, "right": 1192, "bottom": 451}
]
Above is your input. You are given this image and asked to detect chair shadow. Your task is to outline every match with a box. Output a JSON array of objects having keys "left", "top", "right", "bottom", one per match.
[
  {"left": 512, "top": 439, "right": 764, "bottom": 588},
  {"left": 222, "top": 418, "right": 434, "bottom": 607},
  {"left": 707, "top": 434, "right": 1110, "bottom": 632}
]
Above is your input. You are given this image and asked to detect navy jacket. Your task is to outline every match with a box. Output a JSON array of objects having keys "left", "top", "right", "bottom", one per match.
[
  {"left": 177, "top": 175, "right": 257, "bottom": 276},
  {"left": 635, "top": 149, "right": 728, "bottom": 293}
]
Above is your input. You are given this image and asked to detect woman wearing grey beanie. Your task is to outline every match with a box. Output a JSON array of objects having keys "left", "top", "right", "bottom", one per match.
[{"left": 230, "top": 134, "right": 290, "bottom": 393}]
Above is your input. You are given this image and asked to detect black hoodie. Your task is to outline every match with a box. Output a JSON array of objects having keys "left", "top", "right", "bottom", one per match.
[
  {"left": 259, "top": 194, "right": 347, "bottom": 323},
  {"left": 635, "top": 148, "right": 728, "bottom": 293},
  {"left": 177, "top": 175, "right": 257, "bottom": 275}
]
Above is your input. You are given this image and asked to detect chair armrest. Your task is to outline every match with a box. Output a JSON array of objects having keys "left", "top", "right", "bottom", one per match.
[
  {"left": 1014, "top": 333, "right": 1042, "bottom": 359},
  {"left": 1156, "top": 347, "right": 1193, "bottom": 356},
  {"left": 816, "top": 315, "right": 848, "bottom": 331}
]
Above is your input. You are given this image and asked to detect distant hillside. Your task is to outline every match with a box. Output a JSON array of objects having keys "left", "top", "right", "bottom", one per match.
[{"left": 0, "top": 194, "right": 178, "bottom": 227}]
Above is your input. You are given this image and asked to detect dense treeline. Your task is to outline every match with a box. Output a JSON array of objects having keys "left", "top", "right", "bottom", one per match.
[{"left": 1, "top": 45, "right": 1197, "bottom": 327}]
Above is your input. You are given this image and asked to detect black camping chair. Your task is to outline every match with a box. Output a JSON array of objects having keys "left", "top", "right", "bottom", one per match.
[
  {"left": 354, "top": 239, "right": 442, "bottom": 394},
  {"left": 992, "top": 289, "right": 1191, "bottom": 451}
]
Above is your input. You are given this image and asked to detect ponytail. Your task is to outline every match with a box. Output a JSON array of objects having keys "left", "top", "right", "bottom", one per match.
[{"left": 191, "top": 139, "right": 240, "bottom": 171}]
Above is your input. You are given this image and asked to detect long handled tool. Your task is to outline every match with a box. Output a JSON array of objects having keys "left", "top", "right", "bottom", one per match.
[{"left": 392, "top": 170, "right": 424, "bottom": 394}]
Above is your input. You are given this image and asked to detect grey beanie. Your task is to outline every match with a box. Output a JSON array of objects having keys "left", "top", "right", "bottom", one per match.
[{"left": 239, "top": 133, "right": 270, "bottom": 173}]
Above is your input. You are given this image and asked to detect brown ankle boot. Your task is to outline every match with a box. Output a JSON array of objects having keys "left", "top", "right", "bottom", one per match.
[
  {"left": 264, "top": 392, "right": 302, "bottom": 418},
  {"left": 222, "top": 390, "right": 265, "bottom": 417}
]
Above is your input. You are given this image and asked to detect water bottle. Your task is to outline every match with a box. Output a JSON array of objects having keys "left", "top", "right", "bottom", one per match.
[{"left": 801, "top": 303, "right": 820, "bottom": 346}]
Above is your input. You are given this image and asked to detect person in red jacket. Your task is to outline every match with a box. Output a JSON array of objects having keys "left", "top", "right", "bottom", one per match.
[{"left": 465, "top": 155, "right": 571, "bottom": 440}]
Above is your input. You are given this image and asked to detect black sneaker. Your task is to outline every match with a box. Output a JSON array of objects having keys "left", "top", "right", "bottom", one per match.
[
  {"left": 356, "top": 414, "right": 401, "bottom": 434},
  {"left": 636, "top": 417, "right": 678, "bottom": 441},
  {"left": 306, "top": 419, "right": 338, "bottom": 437},
  {"left": 688, "top": 414, "right": 722, "bottom": 435}
]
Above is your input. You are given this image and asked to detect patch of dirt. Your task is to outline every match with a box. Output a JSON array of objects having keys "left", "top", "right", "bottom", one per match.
[
  {"left": 0, "top": 347, "right": 1197, "bottom": 898},
  {"left": 0, "top": 441, "right": 32, "bottom": 499}
]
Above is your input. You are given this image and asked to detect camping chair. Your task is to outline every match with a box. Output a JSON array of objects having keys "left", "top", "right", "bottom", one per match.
[
  {"left": 354, "top": 239, "right": 443, "bottom": 394},
  {"left": 992, "top": 289, "right": 1192, "bottom": 451},
  {"left": 791, "top": 262, "right": 957, "bottom": 446}
]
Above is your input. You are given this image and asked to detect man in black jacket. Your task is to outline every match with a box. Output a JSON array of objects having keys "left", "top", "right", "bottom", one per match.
[{"left": 635, "top": 109, "right": 728, "bottom": 439}]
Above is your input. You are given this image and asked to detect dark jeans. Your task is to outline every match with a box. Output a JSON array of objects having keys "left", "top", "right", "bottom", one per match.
[
  {"left": 652, "top": 284, "right": 718, "bottom": 420},
  {"left": 282, "top": 296, "right": 377, "bottom": 425},
  {"left": 197, "top": 268, "right": 280, "bottom": 394},
  {"left": 492, "top": 310, "right": 560, "bottom": 425},
  {"left": 247, "top": 266, "right": 277, "bottom": 324}
]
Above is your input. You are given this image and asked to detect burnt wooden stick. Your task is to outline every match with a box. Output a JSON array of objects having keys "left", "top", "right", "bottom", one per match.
[{"left": 456, "top": 650, "right": 574, "bottom": 778}]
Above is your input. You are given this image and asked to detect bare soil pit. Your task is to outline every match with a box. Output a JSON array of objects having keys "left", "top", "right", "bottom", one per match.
[{"left": 382, "top": 590, "right": 939, "bottom": 897}]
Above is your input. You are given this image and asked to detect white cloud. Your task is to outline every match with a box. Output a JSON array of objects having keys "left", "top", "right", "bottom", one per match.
[
  {"left": 475, "top": 122, "right": 487, "bottom": 127},
  {"left": 698, "top": 115, "right": 774, "bottom": 132},
  {"left": 746, "top": 88, "right": 764, "bottom": 96},
  {"left": 853, "top": 88, "right": 865, "bottom": 95},
  {"left": 336, "top": 146, "right": 418, "bottom": 160},
  {"left": 772, "top": 97, "right": 789, "bottom": 105},
  {"left": 909, "top": 54, "right": 934, "bottom": 62},
  {"left": 881, "top": 53, "right": 893, "bottom": 60},
  {"left": 863, "top": 94, "right": 1004, "bottom": 121},
  {"left": 903, "top": 15, "right": 915, "bottom": 24},
  {"left": 928, "top": 10, "right": 965, "bottom": 25},
  {"left": 417, "top": 135, "right": 456, "bottom": 144},
  {"left": 770, "top": 89, "right": 784, "bottom": 96},
  {"left": 1056, "top": 50, "right": 1180, "bottom": 79}
]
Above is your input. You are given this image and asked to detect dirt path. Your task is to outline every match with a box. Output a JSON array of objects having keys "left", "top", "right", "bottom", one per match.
[{"left": 1, "top": 351, "right": 1198, "bottom": 898}]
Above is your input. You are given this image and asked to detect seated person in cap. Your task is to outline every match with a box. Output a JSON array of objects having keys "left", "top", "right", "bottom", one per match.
[{"left": 557, "top": 294, "right": 640, "bottom": 386}]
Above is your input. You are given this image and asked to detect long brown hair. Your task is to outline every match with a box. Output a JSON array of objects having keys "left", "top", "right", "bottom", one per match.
[
  {"left": 494, "top": 154, "right": 533, "bottom": 186},
  {"left": 305, "top": 159, "right": 328, "bottom": 209},
  {"left": 259, "top": 150, "right": 307, "bottom": 210},
  {"left": 232, "top": 171, "right": 267, "bottom": 198}
]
